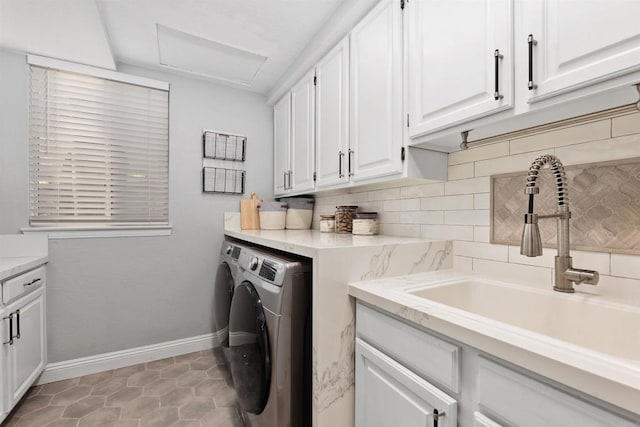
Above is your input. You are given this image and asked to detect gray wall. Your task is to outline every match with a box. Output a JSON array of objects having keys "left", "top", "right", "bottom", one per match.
[{"left": 0, "top": 49, "right": 273, "bottom": 363}]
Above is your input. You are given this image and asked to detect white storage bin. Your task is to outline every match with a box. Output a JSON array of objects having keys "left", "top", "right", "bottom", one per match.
[
  {"left": 259, "top": 201, "right": 288, "bottom": 230},
  {"left": 282, "top": 197, "right": 315, "bottom": 229}
]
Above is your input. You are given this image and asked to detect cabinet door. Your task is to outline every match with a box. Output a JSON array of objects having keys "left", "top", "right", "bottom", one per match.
[
  {"left": 290, "top": 71, "right": 316, "bottom": 193},
  {"left": 350, "top": 0, "right": 403, "bottom": 182},
  {"left": 523, "top": 0, "right": 640, "bottom": 103},
  {"left": 273, "top": 94, "right": 291, "bottom": 196},
  {"left": 315, "top": 38, "right": 350, "bottom": 189},
  {"left": 5, "top": 288, "right": 46, "bottom": 408},
  {"left": 407, "top": 0, "right": 513, "bottom": 137},
  {"left": 356, "top": 338, "right": 457, "bottom": 427}
]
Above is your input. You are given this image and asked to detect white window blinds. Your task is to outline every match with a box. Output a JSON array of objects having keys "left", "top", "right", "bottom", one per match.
[{"left": 29, "top": 65, "right": 169, "bottom": 226}]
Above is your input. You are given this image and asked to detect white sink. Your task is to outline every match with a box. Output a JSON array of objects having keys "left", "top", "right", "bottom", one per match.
[{"left": 407, "top": 278, "right": 640, "bottom": 361}]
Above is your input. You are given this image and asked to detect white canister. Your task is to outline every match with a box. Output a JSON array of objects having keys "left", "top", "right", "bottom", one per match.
[
  {"left": 352, "top": 212, "right": 379, "bottom": 235},
  {"left": 319, "top": 214, "right": 335, "bottom": 233},
  {"left": 259, "top": 201, "right": 288, "bottom": 230}
]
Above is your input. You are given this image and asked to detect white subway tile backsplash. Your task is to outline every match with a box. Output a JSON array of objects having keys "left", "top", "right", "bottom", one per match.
[
  {"left": 474, "top": 193, "right": 490, "bottom": 209},
  {"left": 378, "top": 211, "right": 400, "bottom": 224},
  {"left": 444, "top": 177, "right": 490, "bottom": 195},
  {"left": 509, "top": 120, "right": 610, "bottom": 155},
  {"left": 445, "top": 210, "right": 490, "bottom": 226},
  {"left": 384, "top": 198, "right": 421, "bottom": 212},
  {"left": 348, "top": 192, "right": 370, "bottom": 203},
  {"left": 448, "top": 163, "right": 475, "bottom": 180},
  {"left": 400, "top": 211, "right": 444, "bottom": 225},
  {"left": 378, "top": 223, "right": 421, "bottom": 238},
  {"left": 572, "top": 251, "right": 611, "bottom": 276},
  {"left": 455, "top": 241, "right": 508, "bottom": 261},
  {"left": 400, "top": 182, "right": 445, "bottom": 198},
  {"left": 421, "top": 225, "right": 474, "bottom": 241},
  {"left": 555, "top": 133, "right": 640, "bottom": 165},
  {"left": 454, "top": 255, "right": 473, "bottom": 272},
  {"left": 421, "top": 195, "right": 474, "bottom": 211},
  {"left": 472, "top": 259, "right": 553, "bottom": 288},
  {"left": 368, "top": 187, "right": 402, "bottom": 201},
  {"left": 612, "top": 112, "right": 640, "bottom": 137},
  {"left": 473, "top": 226, "right": 490, "bottom": 243},
  {"left": 474, "top": 150, "right": 549, "bottom": 177},
  {"left": 449, "top": 141, "right": 509, "bottom": 165},
  {"left": 611, "top": 253, "right": 640, "bottom": 279}
]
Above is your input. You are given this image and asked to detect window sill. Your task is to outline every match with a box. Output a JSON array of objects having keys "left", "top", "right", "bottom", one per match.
[{"left": 21, "top": 225, "right": 173, "bottom": 240}]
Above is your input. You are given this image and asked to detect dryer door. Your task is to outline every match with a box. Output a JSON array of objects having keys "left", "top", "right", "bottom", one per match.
[
  {"left": 214, "top": 262, "right": 235, "bottom": 347},
  {"left": 228, "top": 281, "right": 271, "bottom": 414}
]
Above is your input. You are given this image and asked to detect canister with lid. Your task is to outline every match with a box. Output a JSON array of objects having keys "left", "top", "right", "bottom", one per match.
[
  {"left": 335, "top": 206, "right": 358, "bottom": 234},
  {"left": 319, "top": 214, "right": 335, "bottom": 233},
  {"left": 352, "top": 212, "right": 379, "bottom": 235}
]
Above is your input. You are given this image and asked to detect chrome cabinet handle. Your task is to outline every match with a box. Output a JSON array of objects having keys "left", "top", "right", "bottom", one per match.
[
  {"left": 528, "top": 34, "right": 538, "bottom": 90},
  {"left": 348, "top": 149, "right": 354, "bottom": 177},
  {"left": 14, "top": 309, "right": 20, "bottom": 340},
  {"left": 494, "top": 49, "right": 504, "bottom": 100},
  {"left": 24, "top": 277, "right": 41, "bottom": 287},
  {"left": 283, "top": 171, "right": 287, "bottom": 190},
  {"left": 3, "top": 313, "right": 13, "bottom": 345},
  {"left": 287, "top": 171, "right": 292, "bottom": 190},
  {"left": 338, "top": 151, "right": 344, "bottom": 178}
]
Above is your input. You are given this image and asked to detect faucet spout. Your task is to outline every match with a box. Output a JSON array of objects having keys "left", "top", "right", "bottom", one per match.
[{"left": 519, "top": 155, "right": 599, "bottom": 293}]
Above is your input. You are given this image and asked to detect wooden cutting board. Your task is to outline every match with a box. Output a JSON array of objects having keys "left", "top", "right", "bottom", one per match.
[{"left": 240, "top": 192, "right": 261, "bottom": 229}]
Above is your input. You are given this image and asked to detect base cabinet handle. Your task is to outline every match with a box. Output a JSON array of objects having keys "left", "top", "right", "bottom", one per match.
[
  {"left": 494, "top": 49, "right": 504, "bottom": 100},
  {"left": 3, "top": 313, "right": 14, "bottom": 345},
  {"left": 433, "top": 409, "right": 445, "bottom": 427}
]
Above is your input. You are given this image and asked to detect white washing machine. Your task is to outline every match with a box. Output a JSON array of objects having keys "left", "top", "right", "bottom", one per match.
[{"left": 228, "top": 246, "right": 311, "bottom": 427}]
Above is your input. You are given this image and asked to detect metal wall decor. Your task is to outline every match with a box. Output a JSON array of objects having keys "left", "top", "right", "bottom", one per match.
[{"left": 201, "top": 129, "right": 246, "bottom": 195}]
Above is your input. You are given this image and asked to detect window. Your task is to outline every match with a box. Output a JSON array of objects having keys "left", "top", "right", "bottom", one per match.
[{"left": 28, "top": 60, "right": 169, "bottom": 228}]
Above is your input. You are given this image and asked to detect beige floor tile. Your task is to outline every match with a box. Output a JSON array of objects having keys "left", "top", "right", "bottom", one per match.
[
  {"left": 143, "top": 379, "right": 177, "bottom": 397},
  {"left": 161, "top": 363, "right": 190, "bottom": 379},
  {"left": 140, "top": 407, "right": 179, "bottom": 427},
  {"left": 113, "top": 363, "right": 146, "bottom": 378},
  {"left": 90, "top": 377, "right": 128, "bottom": 396},
  {"left": 176, "top": 371, "right": 207, "bottom": 388},
  {"left": 12, "top": 395, "right": 52, "bottom": 418},
  {"left": 39, "top": 379, "right": 79, "bottom": 396},
  {"left": 127, "top": 371, "right": 160, "bottom": 387},
  {"left": 179, "top": 397, "right": 216, "bottom": 420},
  {"left": 77, "top": 407, "right": 121, "bottom": 427},
  {"left": 16, "top": 406, "right": 66, "bottom": 426},
  {"left": 121, "top": 396, "right": 160, "bottom": 419},
  {"left": 50, "top": 386, "right": 92, "bottom": 406},
  {"left": 146, "top": 358, "right": 175, "bottom": 371},
  {"left": 106, "top": 387, "right": 143, "bottom": 407},
  {"left": 61, "top": 396, "right": 106, "bottom": 418},
  {"left": 160, "top": 388, "right": 195, "bottom": 408},
  {"left": 78, "top": 371, "right": 114, "bottom": 386}
]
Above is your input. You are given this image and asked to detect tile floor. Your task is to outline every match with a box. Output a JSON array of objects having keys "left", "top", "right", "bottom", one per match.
[{"left": 3, "top": 349, "right": 244, "bottom": 427}]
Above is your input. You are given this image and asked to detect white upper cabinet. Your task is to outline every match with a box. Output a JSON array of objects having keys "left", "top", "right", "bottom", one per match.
[
  {"left": 290, "top": 70, "right": 316, "bottom": 193},
  {"left": 350, "top": 0, "right": 404, "bottom": 182},
  {"left": 273, "top": 94, "right": 291, "bottom": 196},
  {"left": 407, "top": 0, "right": 513, "bottom": 137},
  {"left": 522, "top": 0, "right": 640, "bottom": 103},
  {"left": 315, "top": 38, "right": 350, "bottom": 189}
]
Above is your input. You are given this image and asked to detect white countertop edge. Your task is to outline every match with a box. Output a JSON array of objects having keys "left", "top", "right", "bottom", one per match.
[
  {"left": 224, "top": 227, "right": 440, "bottom": 258},
  {"left": 0, "top": 256, "right": 49, "bottom": 281},
  {"left": 348, "top": 270, "right": 640, "bottom": 415}
]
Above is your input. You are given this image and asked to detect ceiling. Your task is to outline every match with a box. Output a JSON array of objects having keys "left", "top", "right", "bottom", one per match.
[
  {"left": 0, "top": 0, "right": 344, "bottom": 93},
  {"left": 96, "top": 0, "right": 344, "bottom": 93}
]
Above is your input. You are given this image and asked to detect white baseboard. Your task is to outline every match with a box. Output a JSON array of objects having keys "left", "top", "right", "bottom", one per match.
[{"left": 37, "top": 332, "right": 220, "bottom": 385}]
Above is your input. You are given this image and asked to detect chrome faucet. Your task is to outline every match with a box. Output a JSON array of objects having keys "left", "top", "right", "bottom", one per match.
[{"left": 520, "top": 154, "right": 599, "bottom": 293}]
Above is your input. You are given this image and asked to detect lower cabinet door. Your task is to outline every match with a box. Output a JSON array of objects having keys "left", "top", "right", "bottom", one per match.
[
  {"left": 5, "top": 288, "right": 46, "bottom": 408},
  {"left": 356, "top": 338, "right": 457, "bottom": 427}
]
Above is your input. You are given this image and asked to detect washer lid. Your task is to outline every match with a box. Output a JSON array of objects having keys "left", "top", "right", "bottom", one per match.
[{"left": 228, "top": 281, "right": 271, "bottom": 414}]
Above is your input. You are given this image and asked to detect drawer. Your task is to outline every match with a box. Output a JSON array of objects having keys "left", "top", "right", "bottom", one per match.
[
  {"left": 2, "top": 266, "right": 45, "bottom": 304},
  {"left": 356, "top": 302, "right": 460, "bottom": 392},
  {"left": 478, "top": 357, "right": 637, "bottom": 427}
]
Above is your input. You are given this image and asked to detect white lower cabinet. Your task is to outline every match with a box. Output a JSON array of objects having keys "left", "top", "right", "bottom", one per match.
[
  {"left": 0, "top": 266, "right": 47, "bottom": 423},
  {"left": 355, "top": 302, "right": 640, "bottom": 427},
  {"left": 356, "top": 338, "right": 457, "bottom": 427}
]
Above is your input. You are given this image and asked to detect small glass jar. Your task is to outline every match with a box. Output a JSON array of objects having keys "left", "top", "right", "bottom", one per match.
[
  {"left": 352, "top": 212, "right": 379, "bottom": 235},
  {"left": 319, "top": 214, "right": 335, "bottom": 233},
  {"left": 335, "top": 206, "right": 358, "bottom": 234}
]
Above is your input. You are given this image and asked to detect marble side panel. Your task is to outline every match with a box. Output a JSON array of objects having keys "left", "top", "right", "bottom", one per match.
[{"left": 312, "top": 241, "right": 452, "bottom": 427}]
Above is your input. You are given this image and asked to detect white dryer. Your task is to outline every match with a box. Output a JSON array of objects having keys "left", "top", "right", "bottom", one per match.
[{"left": 228, "top": 246, "right": 311, "bottom": 427}]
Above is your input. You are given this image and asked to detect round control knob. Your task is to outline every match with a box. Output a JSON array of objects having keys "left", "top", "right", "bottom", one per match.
[
  {"left": 250, "top": 257, "right": 259, "bottom": 271},
  {"left": 225, "top": 246, "right": 233, "bottom": 255}
]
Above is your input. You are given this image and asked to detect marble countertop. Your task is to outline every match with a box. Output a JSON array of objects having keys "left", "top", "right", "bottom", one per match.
[
  {"left": 349, "top": 270, "right": 640, "bottom": 415},
  {"left": 224, "top": 227, "right": 433, "bottom": 258},
  {"left": 0, "top": 256, "right": 48, "bottom": 281}
]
